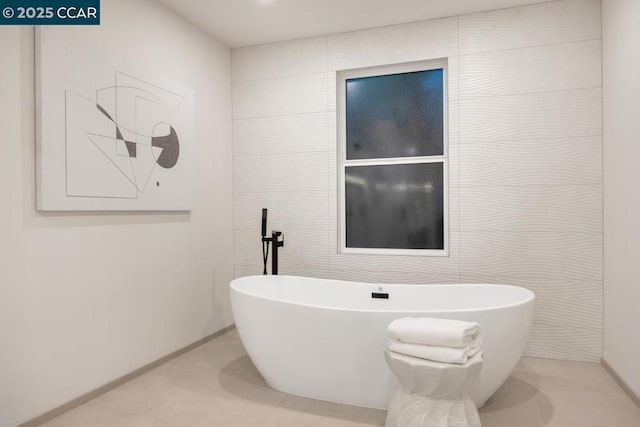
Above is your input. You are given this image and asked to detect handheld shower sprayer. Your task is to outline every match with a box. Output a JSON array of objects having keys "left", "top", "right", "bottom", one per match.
[
  {"left": 261, "top": 209, "right": 269, "bottom": 275},
  {"left": 261, "top": 208, "right": 267, "bottom": 238}
]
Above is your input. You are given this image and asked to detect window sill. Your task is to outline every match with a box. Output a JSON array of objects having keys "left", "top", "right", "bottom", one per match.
[{"left": 339, "top": 247, "right": 449, "bottom": 257}]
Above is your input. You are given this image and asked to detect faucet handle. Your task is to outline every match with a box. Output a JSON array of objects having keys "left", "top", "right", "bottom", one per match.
[{"left": 272, "top": 231, "right": 284, "bottom": 246}]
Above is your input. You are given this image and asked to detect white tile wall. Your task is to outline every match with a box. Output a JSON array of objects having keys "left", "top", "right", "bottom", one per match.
[
  {"left": 327, "top": 17, "right": 458, "bottom": 71},
  {"left": 459, "top": 185, "right": 603, "bottom": 233},
  {"left": 232, "top": 36, "right": 328, "bottom": 83},
  {"left": 459, "top": 88, "right": 602, "bottom": 142},
  {"left": 459, "top": 231, "right": 602, "bottom": 283},
  {"left": 459, "top": 39, "right": 602, "bottom": 97},
  {"left": 233, "top": 73, "right": 327, "bottom": 118},
  {"left": 458, "top": 0, "right": 601, "bottom": 54},
  {"left": 326, "top": 72, "right": 337, "bottom": 113},
  {"left": 233, "top": 191, "right": 329, "bottom": 232},
  {"left": 527, "top": 322, "right": 602, "bottom": 361},
  {"left": 232, "top": 0, "right": 603, "bottom": 362},
  {"left": 233, "top": 112, "right": 330, "bottom": 155},
  {"left": 232, "top": 152, "right": 328, "bottom": 193},
  {"left": 458, "top": 136, "right": 602, "bottom": 186},
  {"left": 533, "top": 288, "right": 602, "bottom": 330}
]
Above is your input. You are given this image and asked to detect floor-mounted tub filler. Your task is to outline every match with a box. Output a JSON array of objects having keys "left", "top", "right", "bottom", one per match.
[{"left": 230, "top": 275, "right": 535, "bottom": 409}]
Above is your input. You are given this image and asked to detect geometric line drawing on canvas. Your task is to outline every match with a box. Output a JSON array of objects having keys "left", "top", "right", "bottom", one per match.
[
  {"left": 65, "top": 91, "right": 139, "bottom": 199},
  {"left": 37, "top": 27, "right": 194, "bottom": 211},
  {"left": 85, "top": 132, "right": 138, "bottom": 189},
  {"left": 65, "top": 71, "right": 185, "bottom": 198}
]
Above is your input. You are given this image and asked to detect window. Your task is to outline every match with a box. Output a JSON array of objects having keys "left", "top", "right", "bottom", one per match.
[{"left": 338, "top": 60, "right": 448, "bottom": 255}]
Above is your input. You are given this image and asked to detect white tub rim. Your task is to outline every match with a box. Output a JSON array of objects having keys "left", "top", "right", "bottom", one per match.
[{"left": 230, "top": 275, "right": 535, "bottom": 314}]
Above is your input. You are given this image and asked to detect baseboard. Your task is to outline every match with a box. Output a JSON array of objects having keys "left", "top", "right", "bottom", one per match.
[
  {"left": 18, "top": 324, "right": 236, "bottom": 427},
  {"left": 601, "top": 357, "right": 640, "bottom": 408}
]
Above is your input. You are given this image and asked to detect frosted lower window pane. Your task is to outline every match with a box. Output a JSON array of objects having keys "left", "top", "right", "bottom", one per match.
[{"left": 345, "top": 163, "right": 444, "bottom": 250}]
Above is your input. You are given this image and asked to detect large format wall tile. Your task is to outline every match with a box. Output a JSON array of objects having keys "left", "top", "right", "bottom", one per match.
[
  {"left": 459, "top": 88, "right": 602, "bottom": 142},
  {"left": 233, "top": 73, "right": 327, "bottom": 119},
  {"left": 459, "top": 0, "right": 601, "bottom": 55},
  {"left": 459, "top": 136, "right": 602, "bottom": 186},
  {"left": 459, "top": 230, "right": 602, "bottom": 283},
  {"left": 327, "top": 71, "right": 337, "bottom": 113},
  {"left": 232, "top": 36, "right": 327, "bottom": 83},
  {"left": 233, "top": 191, "right": 329, "bottom": 232},
  {"left": 460, "top": 185, "right": 602, "bottom": 233},
  {"left": 328, "top": 112, "right": 337, "bottom": 153},
  {"left": 448, "top": 100, "right": 460, "bottom": 148},
  {"left": 278, "top": 230, "right": 330, "bottom": 273},
  {"left": 526, "top": 322, "right": 602, "bottom": 362},
  {"left": 460, "top": 39, "right": 601, "bottom": 97},
  {"left": 233, "top": 112, "right": 330, "bottom": 155},
  {"left": 233, "top": 152, "right": 328, "bottom": 193},
  {"left": 533, "top": 287, "right": 602, "bottom": 331},
  {"left": 328, "top": 17, "right": 458, "bottom": 71},
  {"left": 447, "top": 56, "right": 459, "bottom": 101}
]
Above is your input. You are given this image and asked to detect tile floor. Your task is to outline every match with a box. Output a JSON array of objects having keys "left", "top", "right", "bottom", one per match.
[{"left": 42, "top": 329, "right": 640, "bottom": 427}]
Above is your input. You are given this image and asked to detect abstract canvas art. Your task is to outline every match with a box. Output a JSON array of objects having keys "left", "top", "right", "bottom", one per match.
[{"left": 36, "top": 27, "right": 194, "bottom": 211}]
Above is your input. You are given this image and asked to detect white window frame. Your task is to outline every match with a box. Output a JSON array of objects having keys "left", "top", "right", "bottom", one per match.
[{"left": 337, "top": 59, "right": 449, "bottom": 256}]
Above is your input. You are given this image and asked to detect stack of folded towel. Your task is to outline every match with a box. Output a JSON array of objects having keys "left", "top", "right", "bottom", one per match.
[{"left": 387, "top": 317, "right": 482, "bottom": 365}]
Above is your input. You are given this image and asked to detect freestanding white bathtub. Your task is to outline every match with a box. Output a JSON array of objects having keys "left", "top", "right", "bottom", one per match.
[{"left": 230, "top": 275, "right": 535, "bottom": 409}]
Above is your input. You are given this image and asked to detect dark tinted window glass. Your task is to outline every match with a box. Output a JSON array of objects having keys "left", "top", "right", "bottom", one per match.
[
  {"left": 345, "top": 163, "right": 444, "bottom": 249},
  {"left": 346, "top": 68, "right": 443, "bottom": 160}
]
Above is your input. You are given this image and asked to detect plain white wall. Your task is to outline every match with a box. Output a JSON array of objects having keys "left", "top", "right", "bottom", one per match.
[
  {"left": 0, "top": 0, "right": 233, "bottom": 425},
  {"left": 232, "top": 0, "right": 603, "bottom": 362},
  {"left": 602, "top": 0, "right": 640, "bottom": 398}
]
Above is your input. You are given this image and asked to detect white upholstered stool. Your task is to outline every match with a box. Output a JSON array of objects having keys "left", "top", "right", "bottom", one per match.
[{"left": 384, "top": 349, "right": 483, "bottom": 427}]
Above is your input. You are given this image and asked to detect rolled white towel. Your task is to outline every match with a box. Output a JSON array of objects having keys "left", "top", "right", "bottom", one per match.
[
  {"left": 387, "top": 317, "right": 481, "bottom": 348},
  {"left": 388, "top": 341, "right": 481, "bottom": 365}
]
